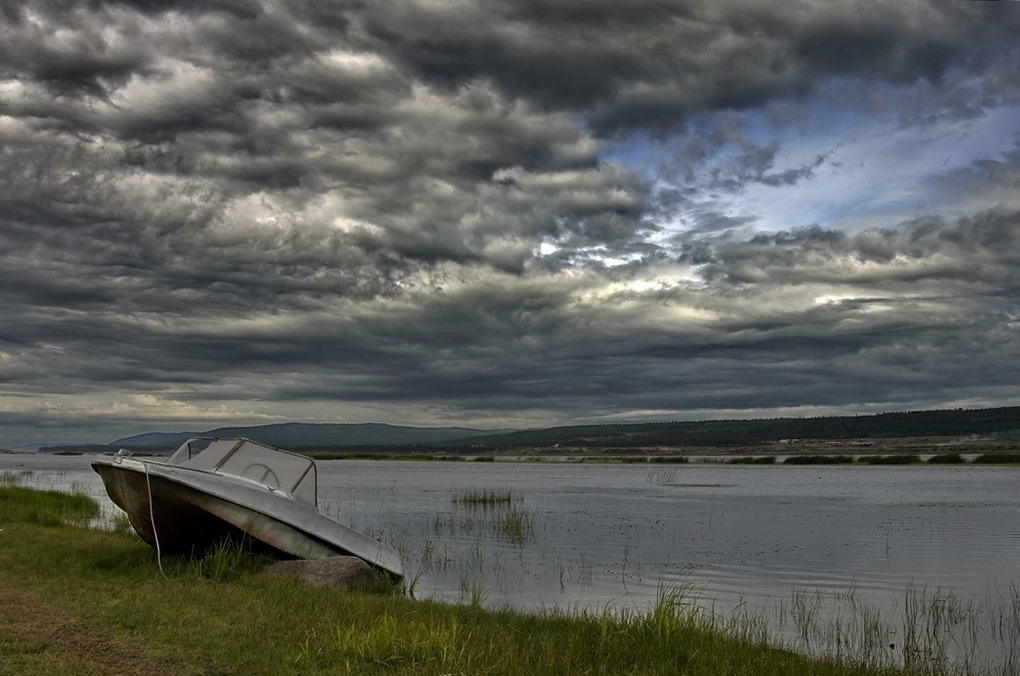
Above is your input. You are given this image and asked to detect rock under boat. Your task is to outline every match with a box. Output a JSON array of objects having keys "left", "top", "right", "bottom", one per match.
[{"left": 91, "top": 437, "right": 403, "bottom": 579}]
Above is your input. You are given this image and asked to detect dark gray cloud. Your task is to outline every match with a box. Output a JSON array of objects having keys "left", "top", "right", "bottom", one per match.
[
  {"left": 1, "top": 0, "right": 1018, "bottom": 444},
  {"left": 359, "top": 0, "right": 1008, "bottom": 134}
]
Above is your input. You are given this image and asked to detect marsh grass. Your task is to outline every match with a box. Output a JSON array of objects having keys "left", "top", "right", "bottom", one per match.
[
  {"left": 400, "top": 537, "right": 455, "bottom": 598},
  {"left": 972, "top": 453, "right": 1020, "bottom": 464},
  {"left": 493, "top": 508, "right": 534, "bottom": 545},
  {"left": 452, "top": 487, "right": 517, "bottom": 507},
  {"left": 647, "top": 466, "right": 683, "bottom": 485},
  {"left": 431, "top": 510, "right": 536, "bottom": 547},
  {"left": 0, "top": 469, "right": 26, "bottom": 486},
  {"left": 738, "top": 582, "right": 1020, "bottom": 675},
  {"left": 783, "top": 455, "right": 856, "bottom": 465},
  {"left": 860, "top": 454, "right": 922, "bottom": 465},
  {"left": 0, "top": 484, "right": 100, "bottom": 526},
  {"left": 727, "top": 456, "right": 778, "bottom": 465},
  {"left": 926, "top": 452, "right": 966, "bottom": 464},
  {"left": 436, "top": 488, "right": 536, "bottom": 547}
]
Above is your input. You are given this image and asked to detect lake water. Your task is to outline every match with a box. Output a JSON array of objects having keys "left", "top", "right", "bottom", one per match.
[{"left": 4, "top": 454, "right": 1018, "bottom": 671}]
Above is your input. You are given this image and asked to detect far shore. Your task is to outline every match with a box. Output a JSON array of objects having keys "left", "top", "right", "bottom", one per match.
[{"left": 4, "top": 435, "right": 1020, "bottom": 466}]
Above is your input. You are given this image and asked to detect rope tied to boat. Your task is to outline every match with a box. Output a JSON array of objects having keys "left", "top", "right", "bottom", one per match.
[{"left": 142, "top": 461, "right": 168, "bottom": 579}]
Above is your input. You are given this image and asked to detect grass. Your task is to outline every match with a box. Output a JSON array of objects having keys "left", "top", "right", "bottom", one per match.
[
  {"left": 972, "top": 453, "right": 1020, "bottom": 464},
  {"left": 435, "top": 488, "right": 535, "bottom": 546},
  {"left": 0, "top": 483, "right": 100, "bottom": 526},
  {"left": 748, "top": 582, "right": 1020, "bottom": 676},
  {"left": 859, "top": 454, "right": 922, "bottom": 465},
  {"left": 1, "top": 485, "right": 923, "bottom": 676},
  {"left": 493, "top": 508, "right": 534, "bottom": 544},
  {"left": 451, "top": 487, "right": 517, "bottom": 507},
  {"left": 727, "top": 456, "right": 778, "bottom": 465},
  {"left": 0, "top": 469, "right": 25, "bottom": 486},
  {"left": 926, "top": 452, "right": 966, "bottom": 464},
  {"left": 782, "top": 455, "right": 856, "bottom": 465}
]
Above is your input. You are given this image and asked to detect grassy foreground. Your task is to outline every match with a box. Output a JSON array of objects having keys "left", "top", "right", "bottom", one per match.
[{"left": 0, "top": 486, "right": 907, "bottom": 676}]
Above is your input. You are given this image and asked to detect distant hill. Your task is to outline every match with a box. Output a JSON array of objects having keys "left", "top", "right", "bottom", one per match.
[
  {"left": 109, "top": 432, "right": 197, "bottom": 448},
  {"left": 108, "top": 422, "right": 499, "bottom": 451},
  {"left": 447, "top": 406, "right": 1020, "bottom": 450},
  {"left": 36, "top": 406, "right": 1020, "bottom": 454}
]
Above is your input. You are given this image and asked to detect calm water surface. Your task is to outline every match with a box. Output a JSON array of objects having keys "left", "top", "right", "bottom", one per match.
[{"left": 4, "top": 454, "right": 1019, "bottom": 668}]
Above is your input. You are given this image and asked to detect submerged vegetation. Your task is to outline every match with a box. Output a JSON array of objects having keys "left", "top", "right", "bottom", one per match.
[
  {"left": 451, "top": 487, "right": 517, "bottom": 506},
  {"left": 433, "top": 488, "right": 535, "bottom": 547}
]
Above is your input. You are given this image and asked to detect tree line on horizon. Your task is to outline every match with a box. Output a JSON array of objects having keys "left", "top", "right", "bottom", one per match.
[
  {"left": 31, "top": 406, "right": 1020, "bottom": 454},
  {"left": 442, "top": 406, "right": 1020, "bottom": 451}
]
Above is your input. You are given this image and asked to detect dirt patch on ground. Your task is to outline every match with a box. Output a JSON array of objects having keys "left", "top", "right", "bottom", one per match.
[{"left": 0, "top": 575, "right": 195, "bottom": 676}]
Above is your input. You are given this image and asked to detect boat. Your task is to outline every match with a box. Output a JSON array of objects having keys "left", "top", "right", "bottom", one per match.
[{"left": 91, "top": 437, "right": 403, "bottom": 579}]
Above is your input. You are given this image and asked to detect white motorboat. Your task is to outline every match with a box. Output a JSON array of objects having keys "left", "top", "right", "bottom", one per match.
[{"left": 91, "top": 437, "right": 403, "bottom": 579}]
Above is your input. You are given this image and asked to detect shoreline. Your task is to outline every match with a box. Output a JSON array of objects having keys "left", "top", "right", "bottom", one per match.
[{"left": 0, "top": 483, "right": 918, "bottom": 675}]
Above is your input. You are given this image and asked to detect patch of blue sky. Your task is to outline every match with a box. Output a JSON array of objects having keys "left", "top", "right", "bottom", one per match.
[
  {"left": 594, "top": 64, "right": 1020, "bottom": 254},
  {"left": 610, "top": 92, "right": 1020, "bottom": 240},
  {"left": 597, "top": 132, "right": 659, "bottom": 171},
  {"left": 741, "top": 103, "right": 1020, "bottom": 232}
]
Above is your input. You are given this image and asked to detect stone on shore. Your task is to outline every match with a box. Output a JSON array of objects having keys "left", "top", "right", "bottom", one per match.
[{"left": 258, "top": 556, "right": 391, "bottom": 592}]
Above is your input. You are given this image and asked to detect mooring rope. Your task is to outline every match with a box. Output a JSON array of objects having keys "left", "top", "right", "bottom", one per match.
[{"left": 142, "top": 461, "right": 167, "bottom": 579}]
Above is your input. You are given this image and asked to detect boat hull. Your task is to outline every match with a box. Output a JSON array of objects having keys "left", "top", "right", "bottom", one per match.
[{"left": 92, "top": 456, "right": 403, "bottom": 579}]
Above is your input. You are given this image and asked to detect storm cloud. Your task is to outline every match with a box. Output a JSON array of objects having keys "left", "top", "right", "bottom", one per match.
[{"left": 1, "top": 0, "right": 1019, "bottom": 444}]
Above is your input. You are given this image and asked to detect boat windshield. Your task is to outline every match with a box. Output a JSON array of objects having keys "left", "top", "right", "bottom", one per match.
[{"left": 167, "top": 438, "right": 318, "bottom": 506}]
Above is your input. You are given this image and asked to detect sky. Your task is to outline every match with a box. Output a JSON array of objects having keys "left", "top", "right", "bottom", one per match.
[{"left": 2, "top": 0, "right": 1020, "bottom": 446}]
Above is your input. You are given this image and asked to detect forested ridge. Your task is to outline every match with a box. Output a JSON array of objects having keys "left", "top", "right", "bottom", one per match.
[
  {"left": 449, "top": 407, "right": 1020, "bottom": 450},
  {"left": 32, "top": 406, "right": 1019, "bottom": 454}
]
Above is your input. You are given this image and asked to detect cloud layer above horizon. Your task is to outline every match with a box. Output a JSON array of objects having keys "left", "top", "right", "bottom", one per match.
[{"left": 2, "top": 0, "right": 1019, "bottom": 444}]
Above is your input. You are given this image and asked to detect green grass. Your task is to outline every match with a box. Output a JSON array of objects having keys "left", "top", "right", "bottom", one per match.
[
  {"left": 859, "top": 454, "right": 922, "bottom": 465},
  {"left": 493, "top": 508, "right": 534, "bottom": 545},
  {"left": 782, "top": 454, "right": 856, "bottom": 465},
  {"left": 0, "top": 486, "right": 924, "bottom": 675},
  {"left": 451, "top": 487, "right": 517, "bottom": 506},
  {"left": 0, "top": 483, "right": 100, "bottom": 526},
  {"left": 727, "top": 456, "right": 778, "bottom": 465},
  {"left": 972, "top": 453, "right": 1020, "bottom": 464},
  {"left": 436, "top": 488, "right": 535, "bottom": 545},
  {"left": 925, "top": 452, "right": 966, "bottom": 464},
  {"left": 0, "top": 469, "right": 24, "bottom": 486}
]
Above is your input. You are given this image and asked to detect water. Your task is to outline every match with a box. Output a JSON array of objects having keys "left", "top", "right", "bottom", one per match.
[{"left": 4, "top": 454, "right": 1019, "bottom": 669}]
